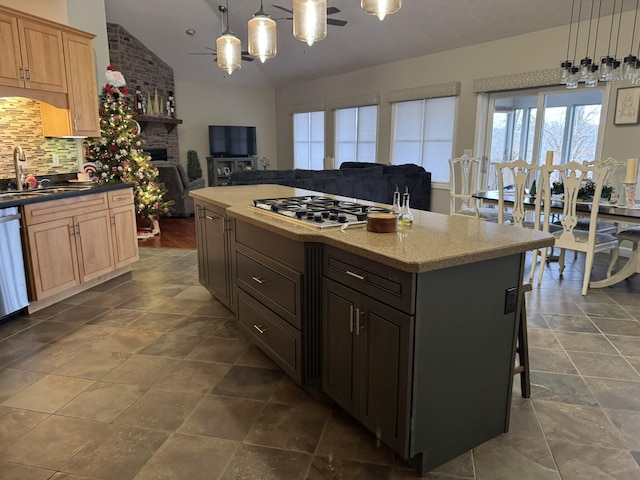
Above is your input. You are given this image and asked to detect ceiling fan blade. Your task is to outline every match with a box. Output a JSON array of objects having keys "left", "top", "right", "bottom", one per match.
[
  {"left": 205, "top": 46, "right": 216, "bottom": 52},
  {"left": 326, "top": 7, "right": 340, "bottom": 15},
  {"left": 241, "top": 56, "right": 255, "bottom": 62},
  {"left": 328, "top": 18, "right": 347, "bottom": 27},
  {"left": 272, "top": 4, "right": 293, "bottom": 14}
]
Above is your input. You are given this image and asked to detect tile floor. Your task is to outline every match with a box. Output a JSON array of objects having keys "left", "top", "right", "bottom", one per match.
[{"left": 1, "top": 247, "right": 640, "bottom": 479}]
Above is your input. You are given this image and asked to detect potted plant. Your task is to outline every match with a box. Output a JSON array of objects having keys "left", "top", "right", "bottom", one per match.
[{"left": 187, "top": 150, "right": 202, "bottom": 182}]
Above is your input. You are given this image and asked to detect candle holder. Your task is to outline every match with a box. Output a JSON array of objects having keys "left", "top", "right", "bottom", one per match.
[{"left": 624, "top": 182, "right": 636, "bottom": 208}]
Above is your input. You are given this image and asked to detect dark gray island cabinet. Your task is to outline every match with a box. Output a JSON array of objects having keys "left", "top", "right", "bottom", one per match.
[{"left": 190, "top": 185, "right": 553, "bottom": 475}]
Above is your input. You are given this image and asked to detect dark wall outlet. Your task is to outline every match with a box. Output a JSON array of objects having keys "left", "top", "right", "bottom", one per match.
[{"left": 504, "top": 287, "right": 518, "bottom": 314}]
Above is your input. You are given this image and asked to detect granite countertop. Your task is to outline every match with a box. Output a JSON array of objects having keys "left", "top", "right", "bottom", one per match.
[
  {"left": 0, "top": 183, "right": 134, "bottom": 208},
  {"left": 190, "top": 185, "right": 555, "bottom": 273}
]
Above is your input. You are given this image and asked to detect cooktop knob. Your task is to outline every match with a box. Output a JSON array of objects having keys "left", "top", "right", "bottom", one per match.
[{"left": 337, "top": 215, "right": 347, "bottom": 223}]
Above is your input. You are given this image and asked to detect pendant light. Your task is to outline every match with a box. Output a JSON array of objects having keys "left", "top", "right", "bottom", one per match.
[
  {"left": 217, "top": 1, "right": 241, "bottom": 75},
  {"left": 293, "top": 0, "right": 327, "bottom": 46},
  {"left": 623, "top": 0, "right": 640, "bottom": 80},
  {"left": 560, "top": 0, "right": 577, "bottom": 83},
  {"left": 248, "top": 1, "right": 277, "bottom": 63},
  {"left": 361, "top": 0, "right": 403, "bottom": 21}
]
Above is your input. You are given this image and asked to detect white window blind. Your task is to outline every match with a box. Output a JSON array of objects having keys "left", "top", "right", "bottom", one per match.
[
  {"left": 293, "top": 111, "right": 325, "bottom": 169},
  {"left": 335, "top": 105, "right": 378, "bottom": 167},
  {"left": 391, "top": 97, "right": 456, "bottom": 182}
]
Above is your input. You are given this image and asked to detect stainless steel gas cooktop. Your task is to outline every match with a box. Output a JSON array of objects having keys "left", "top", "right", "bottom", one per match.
[{"left": 252, "top": 196, "right": 392, "bottom": 229}]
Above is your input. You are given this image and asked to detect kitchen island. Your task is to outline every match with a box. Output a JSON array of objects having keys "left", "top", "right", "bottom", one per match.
[{"left": 190, "top": 184, "right": 554, "bottom": 475}]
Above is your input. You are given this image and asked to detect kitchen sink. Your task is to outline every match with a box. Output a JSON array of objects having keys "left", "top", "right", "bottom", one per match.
[{"left": 0, "top": 185, "right": 93, "bottom": 200}]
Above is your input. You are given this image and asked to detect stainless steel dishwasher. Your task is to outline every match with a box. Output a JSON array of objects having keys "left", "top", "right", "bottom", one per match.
[{"left": 0, "top": 207, "right": 29, "bottom": 319}]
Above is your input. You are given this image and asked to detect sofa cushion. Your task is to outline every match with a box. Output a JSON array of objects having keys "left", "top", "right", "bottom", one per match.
[
  {"left": 295, "top": 169, "right": 342, "bottom": 179},
  {"left": 339, "top": 162, "right": 380, "bottom": 169},
  {"left": 341, "top": 165, "right": 384, "bottom": 176},
  {"left": 175, "top": 162, "right": 191, "bottom": 188},
  {"left": 229, "top": 169, "right": 296, "bottom": 185},
  {"left": 382, "top": 163, "right": 425, "bottom": 174}
]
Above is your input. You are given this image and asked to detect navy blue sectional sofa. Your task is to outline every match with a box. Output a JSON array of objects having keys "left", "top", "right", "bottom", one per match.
[{"left": 227, "top": 162, "right": 431, "bottom": 211}]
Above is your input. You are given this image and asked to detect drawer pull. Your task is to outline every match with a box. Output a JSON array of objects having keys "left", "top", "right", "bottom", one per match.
[
  {"left": 253, "top": 324, "right": 267, "bottom": 334},
  {"left": 113, "top": 195, "right": 129, "bottom": 201},
  {"left": 251, "top": 276, "right": 266, "bottom": 284},
  {"left": 345, "top": 270, "right": 365, "bottom": 281}
]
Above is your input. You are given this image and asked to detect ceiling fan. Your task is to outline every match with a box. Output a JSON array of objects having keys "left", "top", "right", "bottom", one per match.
[
  {"left": 188, "top": 46, "right": 254, "bottom": 62},
  {"left": 272, "top": 4, "right": 348, "bottom": 26}
]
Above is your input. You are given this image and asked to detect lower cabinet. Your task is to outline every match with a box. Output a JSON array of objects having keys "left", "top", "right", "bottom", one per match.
[
  {"left": 195, "top": 200, "right": 234, "bottom": 311},
  {"left": 232, "top": 219, "right": 305, "bottom": 383},
  {"left": 22, "top": 188, "right": 137, "bottom": 301},
  {"left": 323, "top": 277, "right": 412, "bottom": 455}
]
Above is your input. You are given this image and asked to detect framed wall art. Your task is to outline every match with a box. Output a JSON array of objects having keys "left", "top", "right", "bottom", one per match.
[{"left": 614, "top": 87, "right": 640, "bottom": 125}]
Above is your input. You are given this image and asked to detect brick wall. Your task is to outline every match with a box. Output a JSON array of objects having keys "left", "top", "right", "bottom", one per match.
[{"left": 106, "top": 23, "right": 180, "bottom": 162}]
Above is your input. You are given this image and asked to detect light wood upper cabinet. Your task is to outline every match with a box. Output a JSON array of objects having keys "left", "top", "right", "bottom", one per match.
[
  {"left": 0, "top": 9, "right": 67, "bottom": 93},
  {"left": 41, "top": 30, "right": 100, "bottom": 136},
  {"left": 0, "top": 12, "right": 23, "bottom": 88},
  {"left": 0, "top": 5, "right": 100, "bottom": 137},
  {"left": 61, "top": 31, "right": 100, "bottom": 136}
]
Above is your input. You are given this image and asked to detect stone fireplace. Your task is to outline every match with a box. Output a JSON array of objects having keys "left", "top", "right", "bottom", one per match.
[{"left": 107, "top": 23, "right": 179, "bottom": 162}]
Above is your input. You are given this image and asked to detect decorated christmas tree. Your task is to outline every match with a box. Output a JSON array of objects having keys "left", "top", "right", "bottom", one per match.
[{"left": 85, "top": 66, "right": 172, "bottom": 224}]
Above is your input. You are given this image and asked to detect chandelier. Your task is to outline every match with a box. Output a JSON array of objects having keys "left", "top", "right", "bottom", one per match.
[
  {"left": 361, "top": 0, "right": 403, "bottom": 21},
  {"left": 559, "top": 0, "right": 640, "bottom": 88},
  {"left": 248, "top": 1, "right": 277, "bottom": 63},
  {"left": 216, "top": 1, "right": 241, "bottom": 75}
]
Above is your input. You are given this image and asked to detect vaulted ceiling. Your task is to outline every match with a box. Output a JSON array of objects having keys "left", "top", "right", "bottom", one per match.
[{"left": 103, "top": 0, "right": 633, "bottom": 88}]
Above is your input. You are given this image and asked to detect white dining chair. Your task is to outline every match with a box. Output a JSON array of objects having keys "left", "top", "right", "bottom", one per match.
[
  {"left": 495, "top": 160, "right": 556, "bottom": 282},
  {"left": 449, "top": 155, "right": 500, "bottom": 221},
  {"left": 541, "top": 162, "right": 619, "bottom": 295}
]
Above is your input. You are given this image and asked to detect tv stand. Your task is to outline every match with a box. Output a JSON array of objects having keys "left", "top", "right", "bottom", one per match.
[{"left": 207, "top": 157, "right": 258, "bottom": 186}]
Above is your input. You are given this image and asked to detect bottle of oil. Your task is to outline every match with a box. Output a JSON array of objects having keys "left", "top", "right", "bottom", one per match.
[{"left": 399, "top": 188, "right": 413, "bottom": 227}]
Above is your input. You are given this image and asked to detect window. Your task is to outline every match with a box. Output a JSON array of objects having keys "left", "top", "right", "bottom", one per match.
[
  {"left": 293, "top": 111, "right": 325, "bottom": 169},
  {"left": 334, "top": 105, "right": 378, "bottom": 167},
  {"left": 485, "top": 86, "right": 604, "bottom": 188},
  {"left": 391, "top": 97, "right": 456, "bottom": 183}
]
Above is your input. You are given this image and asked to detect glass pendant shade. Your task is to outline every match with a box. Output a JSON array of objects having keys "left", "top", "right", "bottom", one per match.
[
  {"left": 216, "top": 31, "right": 241, "bottom": 75},
  {"left": 361, "top": 0, "right": 402, "bottom": 21},
  {"left": 248, "top": 11, "right": 277, "bottom": 63},
  {"left": 559, "top": 61, "right": 573, "bottom": 84},
  {"left": 293, "top": 0, "right": 327, "bottom": 46}
]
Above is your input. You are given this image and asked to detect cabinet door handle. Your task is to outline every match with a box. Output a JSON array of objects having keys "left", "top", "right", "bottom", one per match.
[
  {"left": 73, "top": 118, "right": 78, "bottom": 132},
  {"left": 205, "top": 215, "right": 217, "bottom": 220},
  {"left": 349, "top": 305, "right": 354, "bottom": 333},
  {"left": 346, "top": 270, "right": 365, "bottom": 281},
  {"left": 251, "top": 276, "right": 265, "bottom": 284},
  {"left": 25, "top": 67, "right": 30, "bottom": 82},
  {"left": 19, "top": 66, "right": 24, "bottom": 81},
  {"left": 253, "top": 324, "right": 267, "bottom": 334},
  {"left": 355, "top": 308, "right": 364, "bottom": 335},
  {"left": 69, "top": 224, "right": 76, "bottom": 237},
  {"left": 75, "top": 224, "right": 80, "bottom": 236}
]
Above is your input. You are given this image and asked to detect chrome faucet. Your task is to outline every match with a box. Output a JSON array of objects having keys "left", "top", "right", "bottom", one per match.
[{"left": 13, "top": 146, "right": 27, "bottom": 191}]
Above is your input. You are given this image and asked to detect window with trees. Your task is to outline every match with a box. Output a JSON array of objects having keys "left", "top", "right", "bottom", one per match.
[
  {"left": 334, "top": 105, "right": 378, "bottom": 167},
  {"left": 486, "top": 86, "right": 604, "bottom": 188},
  {"left": 293, "top": 111, "right": 325, "bottom": 170},
  {"left": 391, "top": 96, "right": 456, "bottom": 183}
]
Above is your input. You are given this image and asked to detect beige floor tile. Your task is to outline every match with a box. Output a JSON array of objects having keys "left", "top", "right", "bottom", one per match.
[
  {"left": 2, "top": 375, "right": 94, "bottom": 413},
  {"left": 57, "top": 381, "right": 146, "bottom": 421},
  {"left": 0, "top": 415, "right": 105, "bottom": 470}
]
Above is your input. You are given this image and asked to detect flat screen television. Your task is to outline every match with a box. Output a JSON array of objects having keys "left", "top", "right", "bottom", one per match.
[{"left": 209, "top": 125, "right": 257, "bottom": 157}]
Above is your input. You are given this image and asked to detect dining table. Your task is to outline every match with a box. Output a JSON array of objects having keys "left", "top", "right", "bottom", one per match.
[{"left": 473, "top": 190, "right": 640, "bottom": 289}]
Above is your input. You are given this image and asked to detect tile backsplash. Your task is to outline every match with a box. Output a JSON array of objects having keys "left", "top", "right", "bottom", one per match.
[{"left": 0, "top": 97, "right": 79, "bottom": 180}]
